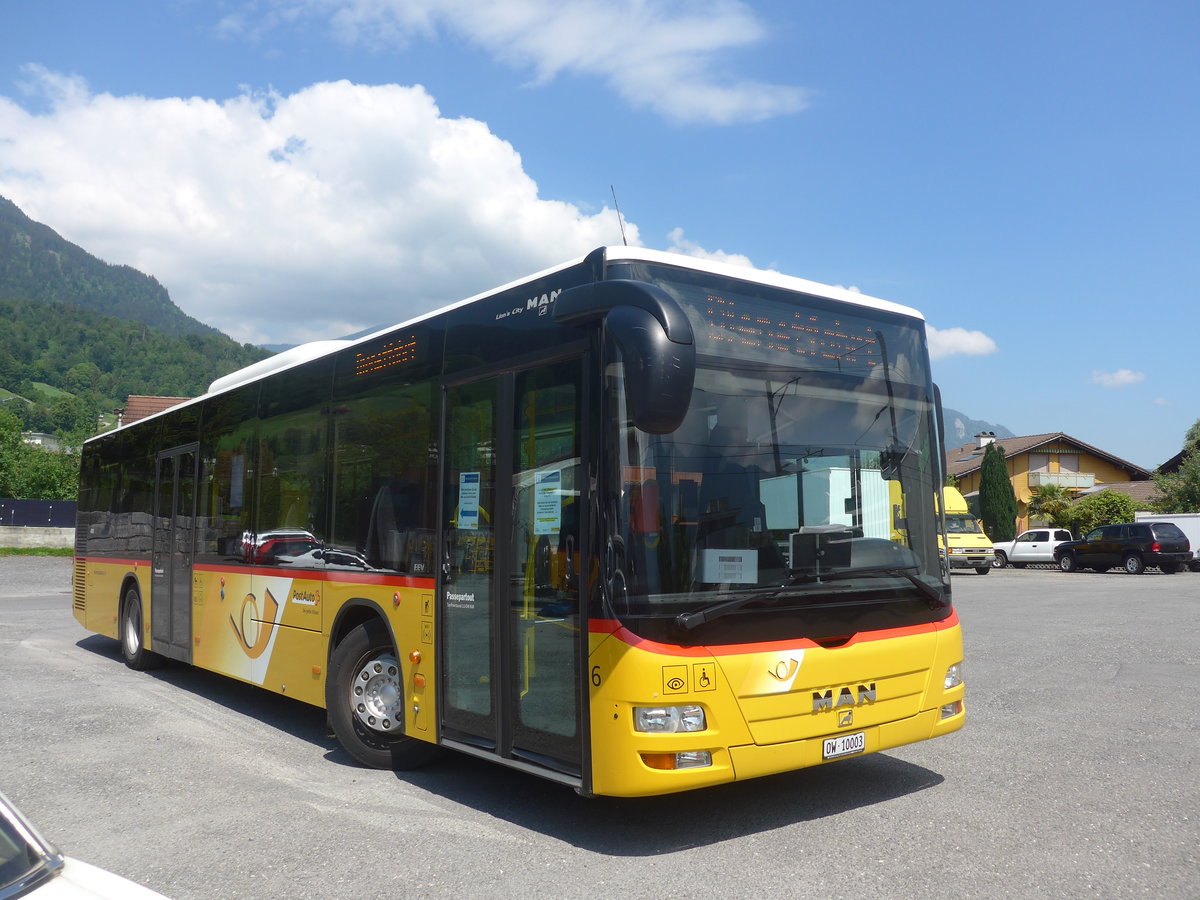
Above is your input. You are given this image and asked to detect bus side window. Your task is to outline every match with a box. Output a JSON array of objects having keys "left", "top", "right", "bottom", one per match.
[
  {"left": 364, "top": 479, "right": 433, "bottom": 574},
  {"left": 330, "top": 339, "right": 439, "bottom": 575}
]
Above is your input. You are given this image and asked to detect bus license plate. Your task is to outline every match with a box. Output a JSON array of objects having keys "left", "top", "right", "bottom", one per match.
[{"left": 823, "top": 731, "right": 866, "bottom": 760}]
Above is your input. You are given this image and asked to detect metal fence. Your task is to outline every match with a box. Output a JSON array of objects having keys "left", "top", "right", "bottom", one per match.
[{"left": 0, "top": 499, "right": 77, "bottom": 528}]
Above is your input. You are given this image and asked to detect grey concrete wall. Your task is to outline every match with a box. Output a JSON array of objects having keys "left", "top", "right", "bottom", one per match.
[{"left": 0, "top": 526, "right": 73, "bottom": 549}]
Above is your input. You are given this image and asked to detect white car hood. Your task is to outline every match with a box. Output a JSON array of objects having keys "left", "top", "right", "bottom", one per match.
[{"left": 26, "top": 857, "right": 168, "bottom": 899}]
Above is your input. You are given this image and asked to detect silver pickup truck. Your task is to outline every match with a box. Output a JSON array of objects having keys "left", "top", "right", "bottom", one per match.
[{"left": 991, "top": 527, "right": 1075, "bottom": 568}]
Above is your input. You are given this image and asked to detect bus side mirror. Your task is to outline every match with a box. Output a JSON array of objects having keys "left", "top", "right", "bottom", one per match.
[{"left": 554, "top": 280, "right": 696, "bottom": 434}]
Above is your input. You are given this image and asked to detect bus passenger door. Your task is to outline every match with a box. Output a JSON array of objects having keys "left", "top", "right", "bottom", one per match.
[
  {"left": 441, "top": 379, "right": 500, "bottom": 747},
  {"left": 441, "top": 359, "right": 584, "bottom": 778},
  {"left": 151, "top": 444, "right": 198, "bottom": 662},
  {"left": 507, "top": 362, "right": 583, "bottom": 772}
]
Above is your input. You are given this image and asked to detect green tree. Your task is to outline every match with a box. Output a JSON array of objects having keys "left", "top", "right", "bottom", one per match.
[
  {"left": 0, "top": 407, "right": 81, "bottom": 500},
  {"left": 978, "top": 442, "right": 1018, "bottom": 541},
  {"left": 0, "top": 409, "right": 23, "bottom": 496},
  {"left": 13, "top": 443, "right": 79, "bottom": 499},
  {"left": 1026, "top": 484, "right": 1074, "bottom": 526},
  {"left": 1185, "top": 418, "right": 1200, "bottom": 447},
  {"left": 1066, "top": 490, "right": 1136, "bottom": 535},
  {"left": 1153, "top": 448, "right": 1200, "bottom": 513}
]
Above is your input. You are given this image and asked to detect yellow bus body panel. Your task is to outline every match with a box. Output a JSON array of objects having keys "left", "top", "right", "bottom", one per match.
[
  {"left": 72, "top": 559, "right": 148, "bottom": 640},
  {"left": 75, "top": 559, "right": 438, "bottom": 744}
]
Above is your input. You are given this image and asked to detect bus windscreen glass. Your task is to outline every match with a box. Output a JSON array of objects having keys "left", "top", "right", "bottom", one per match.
[{"left": 603, "top": 262, "right": 948, "bottom": 645}]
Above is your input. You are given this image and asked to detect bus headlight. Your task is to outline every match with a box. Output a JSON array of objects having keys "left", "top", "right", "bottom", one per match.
[
  {"left": 944, "top": 663, "right": 962, "bottom": 690},
  {"left": 633, "top": 705, "right": 706, "bottom": 733}
]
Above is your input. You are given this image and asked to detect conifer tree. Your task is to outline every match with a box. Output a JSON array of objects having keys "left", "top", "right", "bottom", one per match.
[{"left": 978, "top": 442, "right": 1018, "bottom": 541}]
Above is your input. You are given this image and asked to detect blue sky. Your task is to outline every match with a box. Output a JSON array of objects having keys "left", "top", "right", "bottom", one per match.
[{"left": 2, "top": 0, "right": 1197, "bottom": 469}]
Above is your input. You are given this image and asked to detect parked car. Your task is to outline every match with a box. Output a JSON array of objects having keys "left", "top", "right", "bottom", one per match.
[
  {"left": 0, "top": 790, "right": 167, "bottom": 898},
  {"left": 1053, "top": 522, "right": 1193, "bottom": 574},
  {"left": 992, "top": 527, "right": 1075, "bottom": 568}
]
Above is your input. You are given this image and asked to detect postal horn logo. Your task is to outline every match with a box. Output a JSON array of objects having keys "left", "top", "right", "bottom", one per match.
[
  {"left": 229, "top": 589, "right": 279, "bottom": 658},
  {"left": 767, "top": 658, "right": 800, "bottom": 682}
]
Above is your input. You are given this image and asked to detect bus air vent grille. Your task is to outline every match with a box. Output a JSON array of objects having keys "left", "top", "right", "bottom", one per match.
[{"left": 72, "top": 561, "right": 86, "bottom": 612}]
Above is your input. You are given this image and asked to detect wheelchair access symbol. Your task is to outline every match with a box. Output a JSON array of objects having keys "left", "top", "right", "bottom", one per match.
[{"left": 693, "top": 663, "right": 716, "bottom": 692}]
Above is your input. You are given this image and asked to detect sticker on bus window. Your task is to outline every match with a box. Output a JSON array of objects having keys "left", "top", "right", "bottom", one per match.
[
  {"left": 534, "top": 469, "right": 561, "bottom": 535},
  {"left": 459, "top": 472, "right": 481, "bottom": 530},
  {"left": 702, "top": 549, "right": 758, "bottom": 584}
]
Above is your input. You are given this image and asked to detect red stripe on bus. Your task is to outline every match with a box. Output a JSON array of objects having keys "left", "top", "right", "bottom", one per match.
[
  {"left": 589, "top": 609, "right": 959, "bottom": 657},
  {"left": 191, "top": 563, "right": 436, "bottom": 589},
  {"left": 76, "top": 557, "right": 435, "bottom": 590}
]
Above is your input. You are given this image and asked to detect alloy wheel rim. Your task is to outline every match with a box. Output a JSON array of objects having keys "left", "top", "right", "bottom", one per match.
[{"left": 350, "top": 654, "right": 402, "bottom": 733}]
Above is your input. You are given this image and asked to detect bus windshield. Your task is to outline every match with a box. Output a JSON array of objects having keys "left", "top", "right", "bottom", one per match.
[{"left": 603, "top": 263, "right": 949, "bottom": 645}]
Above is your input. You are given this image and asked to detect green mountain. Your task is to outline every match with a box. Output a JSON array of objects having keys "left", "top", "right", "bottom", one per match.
[
  {"left": 0, "top": 195, "right": 219, "bottom": 338},
  {"left": 0, "top": 196, "right": 270, "bottom": 438}
]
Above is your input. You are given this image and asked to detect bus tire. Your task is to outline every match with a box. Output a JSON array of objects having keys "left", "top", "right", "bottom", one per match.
[
  {"left": 326, "top": 619, "right": 439, "bottom": 771},
  {"left": 974, "top": 566, "right": 990, "bottom": 575},
  {"left": 120, "top": 586, "right": 164, "bottom": 671}
]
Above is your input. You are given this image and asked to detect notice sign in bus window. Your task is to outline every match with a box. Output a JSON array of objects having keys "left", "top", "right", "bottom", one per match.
[
  {"left": 702, "top": 549, "right": 758, "bottom": 584},
  {"left": 534, "top": 469, "right": 562, "bottom": 535},
  {"left": 459, "top": 472, "right": 481, "bottom": 530}
]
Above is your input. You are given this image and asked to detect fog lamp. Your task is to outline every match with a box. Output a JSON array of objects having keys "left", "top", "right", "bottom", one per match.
[
  {"left": 940, "top": 700, "right": 963, "bottom": 719},
  {"left": 640, "top": 750, "right": 713, "bottom": 770}
]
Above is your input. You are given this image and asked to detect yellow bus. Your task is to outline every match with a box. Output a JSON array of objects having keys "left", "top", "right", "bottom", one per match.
[{"left": 73, "top": 247, "right": 964, "bottom": 797}]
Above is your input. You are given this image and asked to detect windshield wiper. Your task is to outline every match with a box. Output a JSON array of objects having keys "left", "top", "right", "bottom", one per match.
[
  {"left": 675, "top": 589, "right": 786, "bottom": 632},
  {"left": 674, "top": 565, "right": 945, "bottom": 631},
  {"left": 812, "top": 564, "right": 946, "bottom": 607}
]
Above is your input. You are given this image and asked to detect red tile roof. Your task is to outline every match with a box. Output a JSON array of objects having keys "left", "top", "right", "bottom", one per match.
[{"left": 121, "top": 395, "right": 190, "bottom": 425}]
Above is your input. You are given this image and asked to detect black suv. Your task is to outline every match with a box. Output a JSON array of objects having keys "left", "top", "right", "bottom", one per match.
[{"left": 1054, "top": 522, "right": 1192, "bottom": 574}]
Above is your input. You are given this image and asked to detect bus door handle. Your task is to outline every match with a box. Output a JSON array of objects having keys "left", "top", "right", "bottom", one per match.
[
  {"left": 564, "top": 534, "right": 576, "bottom": 592},
  {"left": 441, "top": 532, "right": 455, "bottom": 583}
]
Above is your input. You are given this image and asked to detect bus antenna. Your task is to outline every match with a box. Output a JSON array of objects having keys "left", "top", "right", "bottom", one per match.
[{"left": 610, "top": 185, "right": 628, "bottom": 246}]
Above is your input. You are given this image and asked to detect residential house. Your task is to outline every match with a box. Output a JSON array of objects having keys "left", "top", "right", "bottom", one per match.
[
  {"left": 20, "top": 432, "right": 61, "bottom": 453},
  {"left": 945, "top": 432, "right": 1153, "bottom": 533}
]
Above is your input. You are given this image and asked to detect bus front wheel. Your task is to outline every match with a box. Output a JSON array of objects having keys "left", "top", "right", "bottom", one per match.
[{"left": 326, "top": 620, "right": 439, "bottom": 770}]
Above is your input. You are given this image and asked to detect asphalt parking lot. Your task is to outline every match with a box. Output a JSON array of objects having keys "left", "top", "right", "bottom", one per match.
[{"left": 1, "top": 557, "right": 1196, "bottom": 899}]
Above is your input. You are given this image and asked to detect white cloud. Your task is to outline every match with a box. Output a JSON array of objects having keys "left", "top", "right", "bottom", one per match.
[
  {"left": 666, "top": 228, "right": 755, "bottom": 268},
  {"left": 256, "top": 0, "right": 808, "bottom": 125},
  {"left": 0, "top": 68, "right": 633, "bottom": 345},
  {"left": 925, "top": 325, "right": 998, "bottom": 360},
  {"left": 1091, "top": 369, "right": 1145, "bottom": 389}
]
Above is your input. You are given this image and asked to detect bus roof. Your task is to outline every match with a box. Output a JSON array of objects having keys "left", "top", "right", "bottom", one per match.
[{"left": 89, "top": 246, "right": 925, "bottom": 442}]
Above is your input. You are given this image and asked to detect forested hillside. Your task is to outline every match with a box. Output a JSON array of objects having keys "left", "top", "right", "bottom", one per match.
[
  {"left": 0, "top": 296, "right": 268, "bottom": 436},
  {"left": 0, "top": 196, "right": 221, "bottom": 337},
  {"left": 0, "top": 196, "right": 270, "bottom": 441}
]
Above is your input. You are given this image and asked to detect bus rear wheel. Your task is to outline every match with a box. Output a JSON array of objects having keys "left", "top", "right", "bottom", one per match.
[
  {"left": 120, "top": 586, "right": 164, "bottom": 671},
  {"left": 326, "top": 620, "right": 438, "bottom": 770}
]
